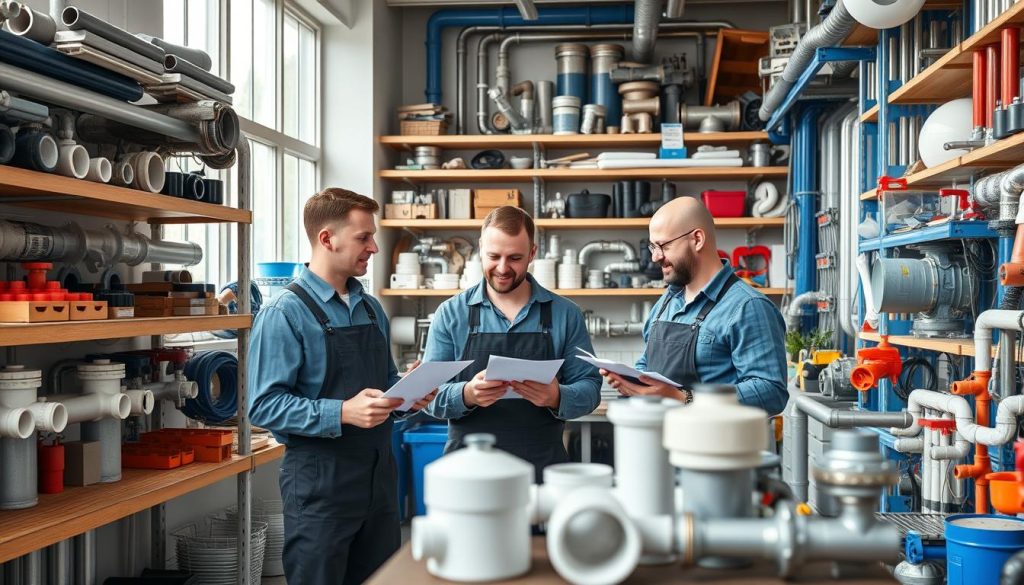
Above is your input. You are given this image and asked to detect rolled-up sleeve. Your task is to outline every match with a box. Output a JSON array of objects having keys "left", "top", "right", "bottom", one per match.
[
  {"left": 422, "top": 302, "right": 472, "bottom": 420},
  {"left": 728, "top": 297, "right": 789, "bottom": 416},
  {"left": 248, "top": 305, "right": 342, "bottom": 438},
  {"left": 553, "top": 307, "right": 602, "bottom": 420}
]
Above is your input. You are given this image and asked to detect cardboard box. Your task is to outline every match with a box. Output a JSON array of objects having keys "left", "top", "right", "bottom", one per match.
[
  {"left": 65, "top": 441, "right": 102, "bottom": 487},
  {"left": 448, "top": 189, "right": 472, "bottom": 219},
  {"left": 473, "top": 189, "right": 521, "bottom": 219},
  {"left": 0, "top": 301, "right": 70, "bottom": 323},
  {"left": 385, "top": 203, "right": 438, "bottom": 220},
  {"left": 69, "top": 300, "right": 108, "bottom": 321}
]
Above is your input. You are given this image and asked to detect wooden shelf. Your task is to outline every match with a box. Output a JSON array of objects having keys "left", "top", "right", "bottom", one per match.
[
  {"left": 0, "top": 315, "right": 252, "bottom": 347},
  {"left": 0, "top": 455, "right": 251, "bottom": 563},
  {"left": 860, "top": 331, "right": 972, "bottom": 355},
  {"left": 860, "top": 104, "right": 879, "bottom": 123},
  {"left": 0, "top": 166, "right": 252, "bottom": 225},
  {"left": 380, "top": 167, "right": 787, "bottom": 183},
  {"left": 379, "top": 131, "right": 770, "bottom": 150},
  {"left": 380, "top": 217, "right": 785, "bottom": 230},
  {"left": 857, "top": 130, "right": 1024, "bottom": 201},
  {"left": 379, "top": 287, "right": 791, "bottom": 297},
  {"left": 888, "top": 0, "right": 1024, "bottom": 105},
  {"left": 252, "top": 442, "right": 285, "bottom": 468}
]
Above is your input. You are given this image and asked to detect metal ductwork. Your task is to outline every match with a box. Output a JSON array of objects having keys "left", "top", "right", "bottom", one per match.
[
  {"left": 759, "top": 0, "right": 857, "bottom": 121},
  {"left": 632, "top": 0, "right": 662, "bottom": 64},
  {"left": 0, "top": 219, "right": 203, "bottom": 272}
]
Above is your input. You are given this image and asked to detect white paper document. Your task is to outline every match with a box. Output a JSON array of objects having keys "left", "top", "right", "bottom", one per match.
[
  {"left": 383, "top": 360, "right": 474, "bottom": 410},
  {"left": 574, "top": 347, "right": 681, "bottom": 387},
  {"left": 484, "top": 355, "right": 565, "bottom": 400}
]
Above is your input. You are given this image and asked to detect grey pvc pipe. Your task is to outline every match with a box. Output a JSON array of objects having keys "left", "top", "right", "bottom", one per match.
[
  {"left": 81, "top": 418, "right": 120, "bottom": 483},
  {"left": 0, "top": 63, "right": 200, "bottom": 143},
  {"left": 759, "top": 0, "right": 856, "bottom": 121},
  {"left": 61, "top": 7, "right": 164, "bottom": 62},
  {"left": 11, "top": 132, "right": 58, "bottom": 173},
  {"left": 137, "top": 33, "right": 213, "bottom": 72},
  {"left": 164, "top": 54, "right": 235, "bottom": 95},
  {"left": 796, "top": 394, "right": 913, "bottom": 428},
  {"left": 0, "top": 436, "right": 37, "bottom": 509},
  {"left": 73, "top": 530, "right": 96, "bottom": 585},
  {"left": 6, "top": 4, "right": 57, "bottom": 45},
  {"left": 632, "top": 0, "right": 661, "bottom": 64},
  {"left": 0, "top": 91, "right": 49, "bottom": 125},
  {"left": 47, "top": 541, "right": 70, "bottom": 585}
]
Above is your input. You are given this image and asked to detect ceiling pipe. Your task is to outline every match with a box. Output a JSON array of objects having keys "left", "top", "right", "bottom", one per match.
[
  {"left": 666, "top": 0, "right": 686, "bottom": 18},
  {"left": 633, "top": 0, "right": 662, "bottom": 64}
]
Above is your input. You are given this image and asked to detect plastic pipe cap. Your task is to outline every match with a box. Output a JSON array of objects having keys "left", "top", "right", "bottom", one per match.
[
  {"left": 919, "top": 98, "right": 973, "bottom": 168},
  {"left": 846, "top": 0, "right": 925, "bottom": 29}
]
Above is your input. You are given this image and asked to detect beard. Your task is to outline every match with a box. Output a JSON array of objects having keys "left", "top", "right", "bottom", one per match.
[
  {"left": 663, "top": 256, "right": 693, "bottom": 287},
  {"left": 486, "top": 269, "right": 528, "bottom": 293}
]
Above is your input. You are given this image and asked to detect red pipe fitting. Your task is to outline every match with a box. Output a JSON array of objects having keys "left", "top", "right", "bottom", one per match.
[
  {"left": 850, "top": 337, "right": 903, "bottom": 391},
  {"left": 21, "top": 262, "right": 52, "bottom": 291},
  {"left": 975, "top": 49, "right": 988, "bottom": 128}
]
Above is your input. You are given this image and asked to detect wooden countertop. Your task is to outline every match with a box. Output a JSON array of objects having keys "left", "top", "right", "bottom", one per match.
[{"left": 367, "top": 539, "right": 896, "bottom": 584}]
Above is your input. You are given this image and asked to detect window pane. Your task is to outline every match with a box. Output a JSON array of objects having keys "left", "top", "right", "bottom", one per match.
[
  {"left": 163, "top": 0, "right": 185, "bottom": 46},
  {"left": 251, "top": 140, "right": 278, "bottom": 265},
  {"left": 185, "top": 0, "right": 220, "bottom": 76},
  {"left": 253, "top": 0, "right": 277, "bottom": 128},
  {"left": 283, "top": 15, "right": 299, "bottom": 139},
  {"left": 230, "top": 0, "right": 254, "bottom": 120},
  {"left": 283, "top": 154, "right": 299, "bottom": 261},
  {"left": 299, "top": 20, "right": 316, "bottom": 143},
  {"left": 298, "top": 158, "right": 316, "bottom": 260}
]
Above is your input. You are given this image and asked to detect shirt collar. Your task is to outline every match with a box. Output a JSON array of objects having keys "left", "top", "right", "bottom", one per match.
[
  {"left": 298, "top": 267, "right": 364, "bottom": 304},
  {"left": 467, "top": 273, "right": 553, "bottom": 306},
  {"left": 667, "top": 260, "right": 735, "bottom": 302}
]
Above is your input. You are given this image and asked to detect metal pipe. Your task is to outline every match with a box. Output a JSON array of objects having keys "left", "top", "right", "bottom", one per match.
[
  {"left": 838, "top": 109, "right": 860, "bottom": 338},
  {"left": 578, "top": 240, "right": 637, "bottom": 266},
  {"left": 632, "top": 0, "right": 661, "bottom": 64},
  {"left": 136, "top": 33, "right": 213, "bottom": 72},
  {"left": 760, "top": 0, "right": 857, "bottom": 121},
  {"left": 785, "top": 291, "right": 825, "bottom": 330},
  {"left": 47, "top": 0, "right": 64, "bottom": 22},
  {"left": 666, "top": 0, "right": 685, "bottom": 19},
  {"left": 61, "top": 7, "right": 164, "bottom": 63},
  {"left": 47, "top": 541, "right": 70, "bottom": 585},
  {"left": 5, "top": 4, "right": 56, "bottom": 45},
  {"left": 0, "top": 63, "right": 200, "bottom": 143},
  {"left": 73, "top": 530, "right": 96, "bottom": 585}
]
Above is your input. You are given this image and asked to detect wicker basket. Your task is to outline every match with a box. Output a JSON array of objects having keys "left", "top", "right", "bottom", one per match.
[{"left": 400, "top": 119, "right": 447, "bottom": 136}]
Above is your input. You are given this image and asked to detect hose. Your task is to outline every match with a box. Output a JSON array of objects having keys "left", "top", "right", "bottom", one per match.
[
  {"left": 182, "top": 351, "right": 238, "bottom": 424},
  {"left": 896, "top": 357, "right": 937, "bottom": 402}
]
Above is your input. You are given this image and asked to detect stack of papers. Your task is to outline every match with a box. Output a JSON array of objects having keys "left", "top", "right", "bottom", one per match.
[
  {"left": 574, "top": 347, "right": 681, "bottom": 387},
  {"left": 485, "top": 355, "right": 564, "bottom": 400},
  {"left": 382, "top": 360, "right": 473, "bottom": 410}
]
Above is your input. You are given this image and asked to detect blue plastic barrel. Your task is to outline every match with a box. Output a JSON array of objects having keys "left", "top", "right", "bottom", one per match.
[
  {"left": 946, "top": 514, "right": 1024, "bottom": 585},
  {"left": 403, "top": 424, "right": 449, "bottom": 516},
  {"left": 391, "top": 419, "right": 411, "bottom": 521},
  {"left": 256, "top": 262, "right": 303, "bottom": 278}
]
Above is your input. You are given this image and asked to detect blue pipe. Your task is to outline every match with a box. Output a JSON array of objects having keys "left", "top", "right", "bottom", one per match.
[
  {"left": 425, "top": 5, "right": 636, "bottom": 104},
  {"left": 793, "top": 104, "right": 827, "bottom": 330},
  {"left": 905, "top": 532, "right": 946, "bottom": 564}
]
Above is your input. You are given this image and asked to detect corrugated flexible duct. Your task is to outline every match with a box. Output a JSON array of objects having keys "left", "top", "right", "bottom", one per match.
[
  {"left": 633, "top": 0, "right": 662, "bottom": 64},
  {"left": 759, "top": 0, "right": 857, "bottom": 121}
]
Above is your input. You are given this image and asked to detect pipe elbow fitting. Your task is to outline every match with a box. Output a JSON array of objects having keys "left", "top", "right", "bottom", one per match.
[
  {"left": 547, "top": 486, "right": 642, "bottom": 585},
  {"left": 0, "top": 405, "right": 34, "bottom": 439},
  {"left": 511, "top": 80, "right": 534, "bottom": 100},
  {"left": 411, "top": 516, "right": 447, "bottom": 563},
  {"left": 27, "top": 400, "right": 68, "bottom": 433},
  {"left": 954, "top": 459, "right": 990, "bottom": 480},
  {"left": 125, "top": 389, "right": 155, "bottom": 416}
]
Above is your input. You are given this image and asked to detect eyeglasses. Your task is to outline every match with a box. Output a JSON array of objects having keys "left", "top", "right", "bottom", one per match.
[{"left": 647, "top": 228, "right": 697, "bottom": 255}]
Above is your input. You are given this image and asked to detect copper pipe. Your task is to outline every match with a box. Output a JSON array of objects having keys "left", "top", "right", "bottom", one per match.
[
  {"left": 975, "top": 49, "right": 988, "bottom": 128},
  {"left": 987, "top": 43, "right": 1001, "bottom": 128},
  {"left": 1002, "top": 28, "right": 1020, "bottom": 106},
  {"left": 952, "top": 370, "right": 993, "bottom": 513}
]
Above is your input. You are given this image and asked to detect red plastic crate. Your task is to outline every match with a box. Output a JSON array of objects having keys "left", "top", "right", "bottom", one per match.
[
  {"left": 701, "top": 190, "right": 746, "bottom": 218},
  {"left": 122, "top": 444, "right": 182, "bottom": 469},
  {"left": 141, "top": 428, "right": 233, "bottom": 447}
]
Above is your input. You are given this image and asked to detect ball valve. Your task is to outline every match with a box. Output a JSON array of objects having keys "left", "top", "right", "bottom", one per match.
[{"left": 850, "top": 337, "right": 903, "bottom": 392}]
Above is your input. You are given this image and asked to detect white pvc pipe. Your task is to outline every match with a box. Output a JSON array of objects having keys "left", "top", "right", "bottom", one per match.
[
  {"left": 84, "top": 157, "right": 111, "bottom": 184},
  {"left": 973, "top": 310, "right": 1024, "bottom": 372},
  {"left": 26, "top": 401, "right": 67, "bottom": 433},
  {"left": 893, "top": 389, "right": 1024, "bottom": 448},
  {"left": 893, "top": 436, "right": 923, "bottom": 453},
  {"left": 125, "top": 151, "right": 165, "bottom": 193},
  {"left": 143, "top": 377, "right": 198, "bottom": 404},
  {"left": 111, "top": 159, "right": 134, "bottom": 187},
  {"left": 530, "top": 463, "right": 613, "bottom": 524},
  {"left": 124, "top": 389, "right": 154, "bottom": 416},
  {"left": 56, "top": 141, "right": 89, "bottom": 179},
  {"left": 856, "top": 253, "right": 880, "bottom": 329},
  {"left": 0, "top": 406, "right": 33, "bottom": 439},
  {"left": 48, "top": 392, "right": 130, "bottom": 423}
]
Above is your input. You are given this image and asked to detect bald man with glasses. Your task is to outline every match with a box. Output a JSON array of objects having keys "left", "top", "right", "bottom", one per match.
[{"left": 601, "top": 197, "right": 789, "bottom": 415}]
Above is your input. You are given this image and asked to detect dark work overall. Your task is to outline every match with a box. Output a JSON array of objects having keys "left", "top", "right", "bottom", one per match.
[
  {"left": 279, "top": 283, "right": 400, "bottom": 585},
  {"left": 447, "top": 301, "right": 567, "bottom": 482},
  {"left": 642, "top": 274, "right": 739, "bottom": 389}
]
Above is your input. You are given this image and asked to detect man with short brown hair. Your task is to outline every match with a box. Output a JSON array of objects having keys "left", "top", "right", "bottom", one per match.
[
  {"left": 249, "top": 187, "right": 435, "bottom": 585},
  {"left": 423, "top": 206, "right": 601, "bottom": 480}
]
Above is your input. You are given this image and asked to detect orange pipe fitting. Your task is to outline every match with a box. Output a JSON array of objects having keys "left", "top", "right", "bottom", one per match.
[
  {"left": 987, "top": 44, "right": 1000, "bottom": 128},
  {"left": 974, "top": 49, "right": 987, "bottom": 128},
  {"left": 952, "top": 370, "right": 993, "bottom": 513},
  {"left": 1000, "top": 262, "right": 1024, "bottom": 286},
  {"left": 1003, "top": 28, "right": 1020, "bottom": 107},
  {"left": 850, "top": 337, "right": 902, "bottom": 392}
]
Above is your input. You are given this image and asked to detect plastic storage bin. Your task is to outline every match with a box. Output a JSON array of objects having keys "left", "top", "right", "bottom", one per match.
[
  {"left": 403, "top": 424, "right": 449, "bottom": 516},
  {"left": 392, "top": 419, "right": 410, "bottom": 521},
  {"left": 255, "top": 262, "right": 303, "bottom": 278},
  {"left": 945, "top": 513, "right": 1024, "bottom": 585},
  {"left": 700, "top": 190, "right": 746, "bottom": 217}
]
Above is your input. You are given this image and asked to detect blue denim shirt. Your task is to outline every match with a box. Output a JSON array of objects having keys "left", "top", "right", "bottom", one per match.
[
  {"left": 423, "top": 274, "right": 602, "bottom": 421},
  {"left": 635, "top": 262, "right": 788, "bottom": 415},
  {"left": 248, "top": 268, "right": 401, "bottom": 444}
]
